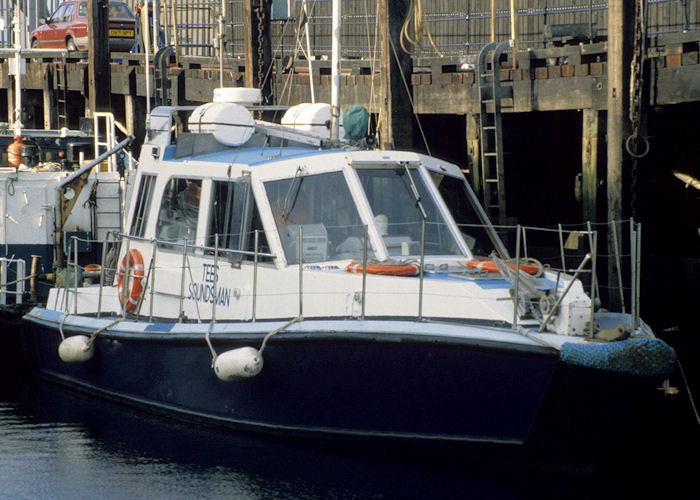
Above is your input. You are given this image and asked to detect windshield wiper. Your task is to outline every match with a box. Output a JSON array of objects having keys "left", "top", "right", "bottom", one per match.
[
  {"left": 281, "top": 166, "right": 304, "bottom": 222},
  {"left": 402, "top": 163, "right": 427, "bottom": 220}
]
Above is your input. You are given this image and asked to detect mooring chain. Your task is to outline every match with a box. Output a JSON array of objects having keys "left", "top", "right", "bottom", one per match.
[
  {"left": 627, "top": 0, "right": 649, "bottom": 160},
  {"left": 628, "top": 0, "right": 650, "bottom": 218},
  {"left": 256, "top": 1, "right": 266, "bottom": 117}
]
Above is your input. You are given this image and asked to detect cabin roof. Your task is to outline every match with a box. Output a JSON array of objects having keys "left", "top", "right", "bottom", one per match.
[{"left": 161, "top": 144, "right": 335, "bottom": 167}]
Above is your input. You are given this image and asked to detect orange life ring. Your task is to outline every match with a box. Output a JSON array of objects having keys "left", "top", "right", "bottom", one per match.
[
  {"left": 346, "top": 262, "right": 420, "bottom": 276},
  {"left": 466, "top": 258, "right": 541, "bottom": 275},
  {"left": 84, "top": 264, "right": 102, "bottom": 273},
  {"left": 117, "top": 249, "right": 145, "bottom": 312}
]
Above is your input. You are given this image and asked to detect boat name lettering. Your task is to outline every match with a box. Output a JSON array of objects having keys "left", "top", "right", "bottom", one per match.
[
  {"left": 203, "top": 263, "right": 219, "bottom": 282},
  {"left": 187, "top": 281, "right": 231, "bottom": 307},
  {"left": 303, "top": 265, "right": 340, "bottom": 271}
]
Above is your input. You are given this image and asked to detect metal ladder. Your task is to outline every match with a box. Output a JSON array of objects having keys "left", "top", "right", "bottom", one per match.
[
  {"left": 93, "top": 178, "right": 124, "bottom": 239},
  {"left": 477, "top": 40, "right": 512, "bottom": 225},
  {"left": 55, "top": 56, "right": 69, "bottom": 128}
]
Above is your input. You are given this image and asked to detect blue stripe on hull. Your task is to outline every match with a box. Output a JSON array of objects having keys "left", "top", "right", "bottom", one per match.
[{"left": 23, "top": 319, "right": 559, "bottom": 445}]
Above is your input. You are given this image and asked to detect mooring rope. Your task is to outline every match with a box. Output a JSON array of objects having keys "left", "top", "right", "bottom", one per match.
[{"left": 85, "top": 317, "right": 126, "bottom": 348}]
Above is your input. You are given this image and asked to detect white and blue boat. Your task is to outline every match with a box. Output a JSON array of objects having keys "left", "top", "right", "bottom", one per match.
[
  {"left": 21, "top": 83, "right": 677, "bottom": 451},
  {"left": 20, "top": 3, "right": 679, "bottom": 454}
]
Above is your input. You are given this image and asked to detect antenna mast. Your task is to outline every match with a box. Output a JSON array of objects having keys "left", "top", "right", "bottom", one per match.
[{"left": 329, "top": 0, "right": 340, "bottom": 143}]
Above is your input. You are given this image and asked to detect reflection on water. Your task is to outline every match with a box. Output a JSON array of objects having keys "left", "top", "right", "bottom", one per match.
[{"left": 0, "top": 377, "right": 698, "bottom": 499}]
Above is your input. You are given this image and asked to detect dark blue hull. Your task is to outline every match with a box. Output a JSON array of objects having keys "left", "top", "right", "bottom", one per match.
[{"left": 22, "top": 313, "right": 663, "bottom": 451}]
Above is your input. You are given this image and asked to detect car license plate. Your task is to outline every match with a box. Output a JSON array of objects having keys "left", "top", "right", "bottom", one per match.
[{"left": 109, "top": 29, "right": 134, "bottom": 37}]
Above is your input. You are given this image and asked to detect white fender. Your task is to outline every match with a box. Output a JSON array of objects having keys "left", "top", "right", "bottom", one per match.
[
  {"left": 58, "top": 335, "right": 94, "bottom": 363},
  {"left": 214, "top": 347, "right": 264, "bottom": 381}
]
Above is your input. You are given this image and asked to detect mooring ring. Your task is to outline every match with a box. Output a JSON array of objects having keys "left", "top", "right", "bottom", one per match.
[{"left": 625, "top": 134, "right": 650, "bottom": 159}]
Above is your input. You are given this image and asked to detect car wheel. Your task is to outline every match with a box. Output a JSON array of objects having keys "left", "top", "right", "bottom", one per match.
[
  {"left": 66, "top": 38, "right": 77, "bottom": 51},
  {"left": 31, "top": 39, "right": 42, "bottom": 62}
]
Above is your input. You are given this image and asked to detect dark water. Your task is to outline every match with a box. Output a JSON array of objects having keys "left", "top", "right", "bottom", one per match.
[{"left": 1, "top": 377, "right": 698, "bottom": 500}]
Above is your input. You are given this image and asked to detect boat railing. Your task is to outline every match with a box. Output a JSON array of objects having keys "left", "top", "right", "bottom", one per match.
[
  {"left": 62, "top": 218, "right": 643, "bottom": 333},
  {"left": 475, "top": 218, "right": 643, "bottom": 332},
  {"left": 0, "top": 257, "right": 25, "bottom": 305}
]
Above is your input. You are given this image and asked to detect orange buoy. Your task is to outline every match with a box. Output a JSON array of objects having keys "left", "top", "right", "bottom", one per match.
[{"left": 117, "top": 249, "right": 145, "bottom": 312}]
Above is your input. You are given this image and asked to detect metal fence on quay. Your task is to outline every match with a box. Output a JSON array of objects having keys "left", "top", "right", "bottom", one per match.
[{"left": 1, "top": 1, "right": 699, "bottom": 57}]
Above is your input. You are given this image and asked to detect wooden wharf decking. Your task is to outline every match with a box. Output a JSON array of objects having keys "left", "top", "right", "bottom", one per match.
[{"left": 3, "top": 28, "right": 699, "bottom": 116}]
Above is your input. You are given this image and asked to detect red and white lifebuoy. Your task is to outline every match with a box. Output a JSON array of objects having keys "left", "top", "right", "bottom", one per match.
[
  {"left": 117, "top": 249, "right": 145, "bottom": 312},
  {"left": 346, "top": 261, "right": 420, "bottom": 276},
  {"left": 465, "top": 258, "right": 542, "bottom": 276}
]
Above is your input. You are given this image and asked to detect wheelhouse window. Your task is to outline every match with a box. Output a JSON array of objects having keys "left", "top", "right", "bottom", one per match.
[
  {"left": 429, "top": 173, "right": 498, "bottom": 257},
  {"left": 156, "top": 177, "right": 202, "bottom": 247},
  {"left": 265, "top": 171, "right": 372, "bottom": 264},
  {"left": 129, "top": 174, "right": 156, "bottom": 237},
  {"left": 356, "top": 166, "right": 462, "bottom": 257},
  {"left": 207, "top": 179, "right": 269, "bottom": 261}
]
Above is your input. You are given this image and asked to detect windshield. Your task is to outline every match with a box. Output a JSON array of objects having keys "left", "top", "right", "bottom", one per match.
[
  {"left": 428, "top": 172, "right": 499, "bottom": 257},
  {"left": 356, "top": 167, "right": 463, "bottom": 257},
  {"left": 265, "top": 171, "right": 374, "bottom": 264}
]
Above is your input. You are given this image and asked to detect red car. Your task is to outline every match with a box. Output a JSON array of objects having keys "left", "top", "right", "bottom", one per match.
[{"left": 30, "top": 0, "right": 136, "bottom": 52}]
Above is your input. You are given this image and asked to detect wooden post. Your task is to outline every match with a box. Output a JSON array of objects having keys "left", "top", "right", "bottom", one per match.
[
  {"left": 43, "top": 66, "right": 55, "bottom": 130},
  {"left": 124, "top": 93, "right": 136, "bottom": 136},
  {"left": 606, "top": 0, "right": 634, "bottom": 309},
  {"left": 243, "top": 0, "right": 272, "bottom": 103},
  {"left": 87, "top": 0, "right": 111, "bottom": 117},
  {"left": 581, "top": 108, "right": 601, "bottom": 222},
  {"left": 6, "top": 81, "right": 14, "bottom": 124},
  {"left": 378, "top": 0, "right": 413, "bottom": 150},
  {"left": 466, "top": 113, "right": 481, "bottom": 196}
]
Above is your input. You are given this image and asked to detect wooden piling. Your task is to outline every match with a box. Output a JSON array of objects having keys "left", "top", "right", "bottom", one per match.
[
  {"left": 606, "top": 0, "right": 635, "bottom": 309},
  {"left": 377, "top": 0, "right": 413, "bottom": 150},
  {"left": 581, "top": 109, "right": 601, "bottom": 222},
  {"left": 466, "top": 113, "right": 481, "bottom": 196},
  {"left": 87, "top": 0, "right": 111, "bottom": 117},
  {"left": 243, "top": 0, "right": 272, "bottom": 104},
  {"left": 42, "top": 66, "right": 55, "bottom": 130}
]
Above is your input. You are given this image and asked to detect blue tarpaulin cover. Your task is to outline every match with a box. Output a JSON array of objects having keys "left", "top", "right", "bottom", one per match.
[{"left": 342, "top": 105, "right": 369, "bottom": 140}]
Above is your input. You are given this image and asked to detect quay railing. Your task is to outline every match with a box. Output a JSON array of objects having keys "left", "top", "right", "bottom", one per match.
[
  {"left": 5, "top": 1, "right": 698, "bottom": 58},
  {"left": 59, "top": 218, "right": 643, "bottom": 335}
]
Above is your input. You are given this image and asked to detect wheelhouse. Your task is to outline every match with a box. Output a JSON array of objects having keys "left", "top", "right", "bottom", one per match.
[{"left": 126, "top": 148, "right": 501, "bottom": 270}]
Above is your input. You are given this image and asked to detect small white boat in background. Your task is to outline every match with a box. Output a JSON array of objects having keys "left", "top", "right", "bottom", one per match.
[{"left": 0, "top": 1, "right": 133, "bottom": 312}]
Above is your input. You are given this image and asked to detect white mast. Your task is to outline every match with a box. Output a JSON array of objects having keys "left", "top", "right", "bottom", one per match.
[
  {"left": 329, "top": 0, "right": 340, "bottom": 143},
  {"left": 143, "top": 1, "right": 151, "bottom": 128},
  {"left": 11, "top": 0, "right": 23, "bottom": 136}
]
